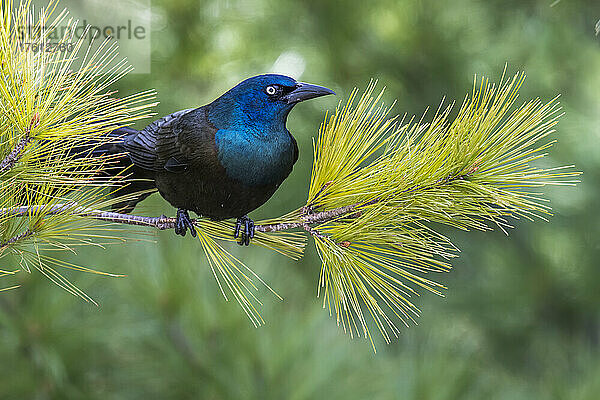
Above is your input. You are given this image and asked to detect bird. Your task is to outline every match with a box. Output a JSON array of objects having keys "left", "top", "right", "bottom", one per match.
[{"left": 94, "top": 74, "right": 335, "bottom": 245}]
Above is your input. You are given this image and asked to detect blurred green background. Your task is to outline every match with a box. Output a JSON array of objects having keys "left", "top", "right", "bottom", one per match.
[{"left": 2, "top": 0, "right": 600, "bottom": 398}]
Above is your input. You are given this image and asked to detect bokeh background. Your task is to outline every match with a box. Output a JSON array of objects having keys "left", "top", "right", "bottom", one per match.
[{"left": 2, "top": 0, "right": 600, "bottom": 398}]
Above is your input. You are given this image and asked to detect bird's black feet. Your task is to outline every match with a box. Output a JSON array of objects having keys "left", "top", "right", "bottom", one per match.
[
  {"left": 175, "top": 209, "right": 197, "bottom": 237},
  {"left": 234, "top": 215, "right": 255, "bottom": 246}
]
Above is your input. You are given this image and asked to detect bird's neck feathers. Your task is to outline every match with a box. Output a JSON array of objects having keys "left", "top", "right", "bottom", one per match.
[{"left": 207, "top": 90, "right": 293, "bottom": 139}]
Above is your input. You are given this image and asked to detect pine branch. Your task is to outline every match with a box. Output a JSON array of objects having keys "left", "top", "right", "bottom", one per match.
[
  {"left": 0, "top": 0, "right": 157, "bottom": 305},
  {"left": 0, "top": 202, "right": 363, "bottom": 234},
  {"left": 0, "top": 135, "right": 31, "bottom": 172},
  {"left": 0, "top": 229, "right": 33, "bottom": 249},
  {"left": 0, "top": 114, "right": 38, "bottom": 173}
]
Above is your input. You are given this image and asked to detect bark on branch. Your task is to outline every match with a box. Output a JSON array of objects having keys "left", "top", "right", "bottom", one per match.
[
  {"left": 0, "top": 169, "right": 474, "bottom": 240},
  {"left": 0, "top": 114, "right": 39, "bottom": 173},
  {"left": 0, "top": 202, "right": 362, "bottom": 234},
  {"left": 0, "top": 229, "right": 33, "bottom": 249},
  {"left": 0, "top": 135, "right": 33, "bottom": 173}
]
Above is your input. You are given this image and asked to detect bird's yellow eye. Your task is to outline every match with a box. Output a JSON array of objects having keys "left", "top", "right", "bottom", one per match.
[{"left": 265, "top": 85, "right": 278, "bottom": 96}]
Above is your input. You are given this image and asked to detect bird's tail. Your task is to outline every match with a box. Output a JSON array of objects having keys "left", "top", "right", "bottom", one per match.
[{"left": 72, "top": 127, "right": 156, "bottom": 213}]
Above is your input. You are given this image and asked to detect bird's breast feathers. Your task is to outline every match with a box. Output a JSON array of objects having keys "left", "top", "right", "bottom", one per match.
[{"left": 214, "top": 129, "right": 296, "bottom": 187}]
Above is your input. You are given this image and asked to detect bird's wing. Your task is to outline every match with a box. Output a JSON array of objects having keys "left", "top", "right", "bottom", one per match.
[
  {"left": 123, "top": 109, "right": 192, "bottom": 171},
  {"left": 124, "top": 107, "right": 218, "bottom": 173}
]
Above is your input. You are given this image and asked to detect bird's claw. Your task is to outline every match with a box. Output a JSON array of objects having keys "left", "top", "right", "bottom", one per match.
[
  {"left": 234, "top": 215, "right": 254, "bottom": 246},
  {"left": 175, "top": 209, "right": 197, "bottom": 237}
]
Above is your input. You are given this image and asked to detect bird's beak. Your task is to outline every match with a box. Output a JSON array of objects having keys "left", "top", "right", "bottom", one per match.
[{"left": 283, "top": 82, "right": 336, "bottom": 104}]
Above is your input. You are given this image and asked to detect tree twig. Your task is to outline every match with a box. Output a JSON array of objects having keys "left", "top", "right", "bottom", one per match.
[
  {"left": 0, "top": 202, "right": 361, "bottom": 233},
  {"left": 0, "top": 135, "right": 33, "bottom": 173},
  {"left": 0, "top": 169, "right": 477, "bottom": 237},
  {"left": 0, "top": 229, "right": 33, "bottom": 249},
  {"left": 0, "top": 113, "right": 39, "bottom": 173},
  {"left": 302, "top": 223, "right": 328, "bottom": 240}
]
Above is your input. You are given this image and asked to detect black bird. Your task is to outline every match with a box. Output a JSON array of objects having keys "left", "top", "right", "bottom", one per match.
[{"left": 99, "top": 74, "right": 334, "bottom": 245}]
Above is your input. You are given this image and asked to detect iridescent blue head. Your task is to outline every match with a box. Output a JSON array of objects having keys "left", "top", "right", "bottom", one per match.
[{"left": 208, "top": 74, "right": 335, "bottom": 133}]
